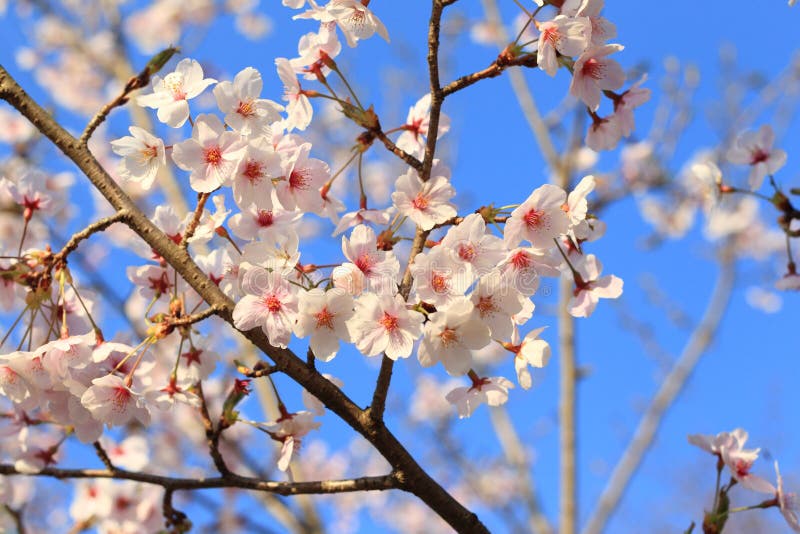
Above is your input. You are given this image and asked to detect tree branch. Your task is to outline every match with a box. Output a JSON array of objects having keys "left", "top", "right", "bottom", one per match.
[
  {"left": 441, "top": 53, "right": 539, "bottom": 97},
  {"left": 0, "top": 65, "right": 489, "bottom": 534},
  {"left": 53, "top": 211, "right": 129, "bottom": 264},
  {"left": 0, "top": 463, "right": 400, "bottom": 496}
]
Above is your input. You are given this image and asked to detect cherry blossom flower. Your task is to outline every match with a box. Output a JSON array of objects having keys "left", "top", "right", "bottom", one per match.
[
  {"left": 0, "top": 356, "right": 32, "bottom": 404},
  {"left": 136, "top": 58, "right": 216, "bottom": 128},
  {"left": 418, "top": 297, "right": 490, "bottom": 376},
  {"left": 613, "top": 75, "right": 651, "bottom": 137},
  {"left": 276, "top": 142, "right": 329, "bottom": 213},
  {"left": 508, "top": 326, "right": 550, "bottom": 390},
  {"left": 171, "top": 114, "right": 246, "bottom": 193},
  {"left": 291, "top": 24, "right": 342, "bottom": 80},
  {"left": 410, "top": 246, "right": 472, "bottom": 308},
  {"left": 110, "top": 127, "right": 166, "bottom": 191},
  {"left": 294, "top": 288, "right": 355, "bottom": 361},
  {"left": 229, "top": 201, "right": 299, "bottom": 241},
  {"left": 684, "top": 160, "right": 723, "bottom": 214},
  {"left": 689, "top": 428, "right": 775, "bottom": 493},
  {"left": 296, "top": 0, "right": 389, "bottom": 48},
  {"left": 126, "top": 264, "right": 175, "bottom": 300},
  {"left": 213, "top": 67, "right": 284, "bottom": 138},
  {"left": 561, "top": 0, "right": 617, "bottom": 45},
  {"left": 349, "top": 292, "right": 424, "bottom": 360},
  {"left": 721, "top": 439, "right": 776, "bottom": 494},
  {"left": 99, "top": 435, "right": 150, "bottom": 471},
  {"left": 256, "top": 410, "right": 321, "bottom": 471},
  {"left": 0, "top": 171, "right": 53, "bottom": 221},
  {"left": 688, "top": 428, "right": 746, "bottom": 455},
  {"left": 537, "top": 15, "right": 591, "bottom": 77},
  {"left": 775, "top": 462, "right": 800, "bottom": 532},
  {"left": 469, "top": 271, "right": 526, "bottom": 340},
  {"left": 176, "top": 342, "right": 218, "bottom": 383},
  {"left": 568, "top": 254, "right": 623, "bottom": 317},
  {"left": 726, "top": 125, "right": 787, "bottom": 190},
  {"left": 569, "top": 44, "right": 625, "bottom": 111},
  {"left": 232, "top": 267, "right": 299, "bottom": 348},
  {"left": 396, "top": 94, "right": 451, "bottom": 158},
  {"left": 38, "top": 334, "right": 93, "bottom": 380},
  {"left": 81, "top": 374, "right": 151, "bottom": 427},
  {"left": 585, "top": 115, "right": 622, "bottom": 151},
  {"left": 500, "top": 247, "right": 562, "bottom": 297},
  {"left": 565, "top": 175, "right": 596, "bottom": 231},
  {"left": 70, "top": 479, "right": 114, "bottom": 525},
  {"left": 392, "top": 162, "right": 457, "bottom": 231},
  {"left": 339, "top": 224, "right": 400, "bottom": 295},
  {"left": 504, "top": 184, "right": 570, "bottom": 250},
  {"left": 440, "top": 213, "right": 506, "bottom": 276},
  {"left": 233, "top": 137, "right": 283, "bottom": 210},
  {"left": 146, "top": 377, "right": 201, "bottom": 410},
  {"left": 15, "top": 431, "right": 63, "bottom": 473},
  {"left": 332, "top": 207, "right": 393, "bottom": 236},
  {"left": 240, "top": 231, "right": 302, "bottom": 276},
  {"left": 276, "top": 57, "right": 312, "bottom": 131},
  {"left": 445, "top": 375, "right": 514, "bottom": 419}
]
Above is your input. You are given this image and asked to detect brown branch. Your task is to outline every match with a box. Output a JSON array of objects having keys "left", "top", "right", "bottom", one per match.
[
  {"left": 92, "top": 441, "right": 116, "bottom": 471},
  {"left": 196, "top": 381, "right": 231, "bottom": 476},
  {"left": 180, "top": 192, "right": 211, "bottom": 248},
  {"left": 0, "top": 463, "right": 399, "bottom": 496},
  {"left": 421, "top": 0, "right": 446, "bottom": 181},
  {"left": 237, "top": 360, "right": 279, "bottom": 379},
  {"left": 168, "top": 305, "right": 223, "bottom": 328},
  {"left": 374, "top": 129, "right": 423, "bottom": 171},
  {"left": 369, "top": 226, "right": 430, "bottom": 422},
  {"left": 441, "top": 53, "right": 539, "bottom": 97},
  {"left": 0, "top": 61, "right": 489, "bottom": 534},
  {"left": 368, "top": 0, "right": 450, "bottom": 423},
  {"left": 53, "top": 211, "right": 129, "bottom": 264}
]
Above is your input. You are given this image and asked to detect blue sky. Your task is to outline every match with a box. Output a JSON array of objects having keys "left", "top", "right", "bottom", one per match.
[{"left": 1, "top": 0, "right": 799, "bottom": 532}]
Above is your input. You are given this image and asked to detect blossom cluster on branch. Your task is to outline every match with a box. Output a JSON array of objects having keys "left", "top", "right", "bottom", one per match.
[{"left": 0, "top": 0, "right": 796, "bottom": 532}]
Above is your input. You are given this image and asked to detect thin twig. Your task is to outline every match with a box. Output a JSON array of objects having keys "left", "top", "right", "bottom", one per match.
[
  {"left": 180, "top": 192, "right": 211, "bottom": 248},
  {"left": 92, "top": 441, "right": 116, "bottom": 471},
  {"left": 53, "top": 211, "right": 129, "bottom": 264},
  {"left": 374, "top": 130, "right": 423, "bottom": 171},
  {"left": 168, "top": 305, "right": 223, "bottom": 328},
  {"left": 0, "top": 463, "right": 400, "bottom": 495}
]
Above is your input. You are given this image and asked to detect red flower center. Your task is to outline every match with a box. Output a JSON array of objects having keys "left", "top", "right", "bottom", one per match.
[
  {"left": 431, "top": 272, "right": 449, "bottom": 294},
  {"left": 204, "top": 146, "right": 223, "bottom": 166},
  {"left": 257, "top": 210, "right": 274, "bottom": 227},
  {"left": 315, "top": 307, "right": 335, "bottom": 330},
  {"left": 412, "top": 193, "right": 429, "bottom": 210},
  {"left": 524, "top": 208, "right": 545, "bottom": 229},
  {"left": 378, "top": 312, "right": 399, "bottom": 332},
  {"left": 237, "top": 100, "right": 256, "bottom": 118},
  {"left": 265, "top": 295, "right": 282, "bottom": 313},
  {"left": 242, "top": 159, "right": 265, "bottom": 183},
  {"left": 581, "top": 58, "right": 604, "bottom": 80}
]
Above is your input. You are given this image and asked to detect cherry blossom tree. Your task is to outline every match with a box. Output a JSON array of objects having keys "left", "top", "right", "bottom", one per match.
[{"left": 0, "top": 1, "right": 797, "bottom": 533}]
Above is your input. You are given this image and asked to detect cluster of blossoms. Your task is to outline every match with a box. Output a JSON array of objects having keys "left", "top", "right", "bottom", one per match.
[
  {"left": 689, "top": 429, "right": 800, "bottom": 532},
  {"left": 0, "top": 0, "right": 632, "bottom": 489},
  {"left": 472, "top": 0, "right": 651, "bottom": 152},
  {"left": 628, "top": 122, "right": 799, "bottom": 296}
]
